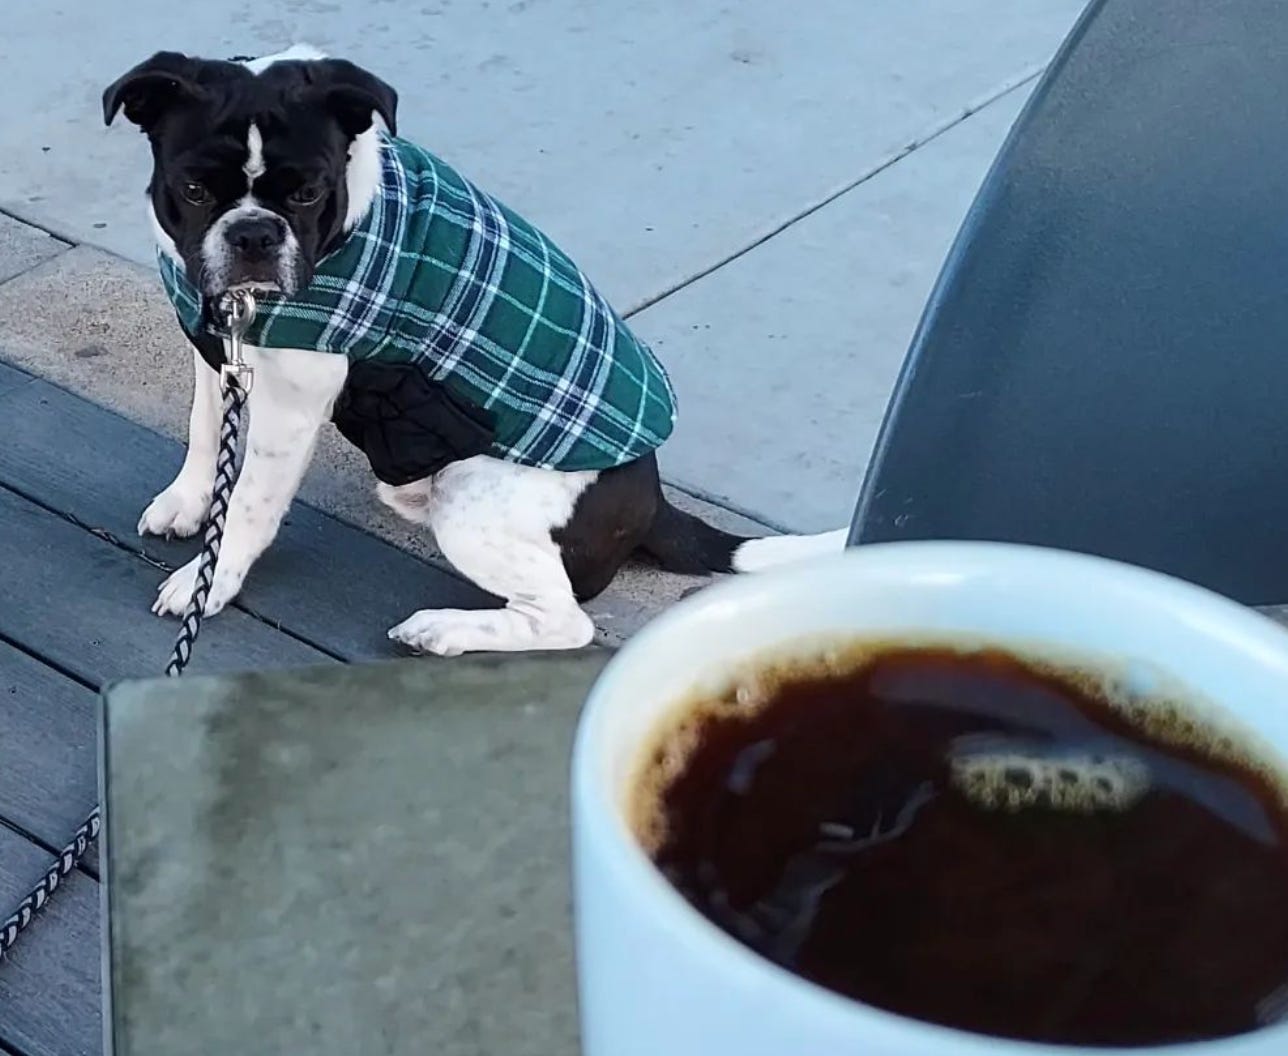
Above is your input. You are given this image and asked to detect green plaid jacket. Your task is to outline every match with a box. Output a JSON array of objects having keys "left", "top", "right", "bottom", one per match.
[{"left": 160, "top": 136, "right": 677, "bottom": 472}]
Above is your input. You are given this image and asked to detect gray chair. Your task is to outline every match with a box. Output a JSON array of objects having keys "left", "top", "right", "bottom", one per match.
[{"left": 849, "top": 0, "right": 1288, "bottom": 605}]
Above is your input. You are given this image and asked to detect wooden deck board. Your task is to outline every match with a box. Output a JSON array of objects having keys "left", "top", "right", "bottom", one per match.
[
  {"left": 0, "top": 361, "right": 31, "bottom": 398},
  {"left": 0, "top": 642, "right": 96, "bottom": 857},
  {"left": 0, "top": 377, "right": 497, "bottom": 662},
  {"left": 0, "top": 485, "right": 329, "bottom": 686},
  {"left": 0, "top": 827, "right": 100, "bottom": 1056}
]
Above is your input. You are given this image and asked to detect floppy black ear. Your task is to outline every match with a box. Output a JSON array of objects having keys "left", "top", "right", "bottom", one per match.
[
  {"left": 314, "top": 59, "right": 398, "bottom": 137},
  {"left": 102, "top": 51, "right": 205, "bottom": 130}
]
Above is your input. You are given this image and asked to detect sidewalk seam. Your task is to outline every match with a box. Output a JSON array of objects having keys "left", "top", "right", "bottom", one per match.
[
  {"left": 0, "top": 205, "right": 79, "bottom": 249},
  {"left": 622, "top": 63, "right": 1046, "bottom": 319},
  {"left": 0, "top": 209, "right": 76, "bottom": 291}
]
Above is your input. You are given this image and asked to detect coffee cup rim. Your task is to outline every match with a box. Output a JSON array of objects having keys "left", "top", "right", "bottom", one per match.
[{"left": 573, "top": 541, "right": 1288, "bottom": 1054}]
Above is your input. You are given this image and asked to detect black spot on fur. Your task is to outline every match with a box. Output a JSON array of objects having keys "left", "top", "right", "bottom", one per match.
[{"left": 552, "top": 453, "right": 751, "bottom": 601}]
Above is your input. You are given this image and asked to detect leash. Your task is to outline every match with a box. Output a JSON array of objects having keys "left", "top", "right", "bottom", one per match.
[
  {"left": 165, "top": 292, "right": 255, "bottom": 675},
  {"left": 0, "top": 292, "right": 257, "bottom": 956}
]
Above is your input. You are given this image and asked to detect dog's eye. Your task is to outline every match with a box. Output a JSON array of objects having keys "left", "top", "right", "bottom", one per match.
[
  {"left": 288, "top": 184, "right": 323, "bottom": 207},
  {"left": 180, "top": 181, "right": 213, "bottom": 207}
]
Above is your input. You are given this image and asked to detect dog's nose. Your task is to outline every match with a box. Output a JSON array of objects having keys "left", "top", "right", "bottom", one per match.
[{"left": 225, "top": 216, "right": 284, "bottom": 260}]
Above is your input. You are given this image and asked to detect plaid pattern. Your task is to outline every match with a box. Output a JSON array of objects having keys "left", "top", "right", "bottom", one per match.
[{"left": 160, "top": 136, "right": 677, "bottom": 472}]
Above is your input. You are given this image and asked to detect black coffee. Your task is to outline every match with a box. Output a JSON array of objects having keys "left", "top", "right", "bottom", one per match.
[{"left": 634, "top": 643, "right": 1288, "bottom": 1047}]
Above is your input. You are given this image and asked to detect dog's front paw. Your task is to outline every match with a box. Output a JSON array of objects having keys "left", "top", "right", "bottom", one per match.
[
  {"left": 152, "top": 559, "right": 239, "bottom": 618},
  {"left": 153, "top": 560, "right": 200, "bottom": 617},
  {"left": 138, "top": 483, "right": 211, "bottom": 539}
]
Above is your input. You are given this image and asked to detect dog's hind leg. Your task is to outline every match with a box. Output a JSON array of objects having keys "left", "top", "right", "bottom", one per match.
[
  {"left": 387, "top": 534, "right": 593, "bottom": 657},
  {"left": 139, "top": 349, "right": 221, "bottom": 537},
  {"left": 384, "top": 460, "right": 596, "bottom": 657}
]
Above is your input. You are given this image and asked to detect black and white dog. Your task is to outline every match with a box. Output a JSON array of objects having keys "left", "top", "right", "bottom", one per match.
[{"left": 103, "top": 44, "right": 843, "bottom": 656}]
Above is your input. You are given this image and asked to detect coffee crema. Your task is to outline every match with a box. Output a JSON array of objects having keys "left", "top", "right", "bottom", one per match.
[{"left": 632, "top": 642, "right": 1288, "bottom": 1047}]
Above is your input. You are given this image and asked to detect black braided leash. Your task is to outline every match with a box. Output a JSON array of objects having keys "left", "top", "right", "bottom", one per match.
[
  {"left": 0, "top": 812, "right": 101, "bottom": 953},
  {"left": 0, "top": 299, "right": 252, "bottom": 957},
  {"left": 165, "top": 378, "right": 247, "bottom": 677}
]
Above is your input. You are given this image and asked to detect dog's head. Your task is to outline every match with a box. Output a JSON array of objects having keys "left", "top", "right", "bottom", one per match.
[{"left": 103, "top": 47, "right": 397, "bottom": 298}]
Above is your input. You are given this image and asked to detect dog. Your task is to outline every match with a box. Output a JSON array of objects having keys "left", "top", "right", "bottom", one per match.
[{"left": 102, "top": 44, "right": 844, "bottom": 656}]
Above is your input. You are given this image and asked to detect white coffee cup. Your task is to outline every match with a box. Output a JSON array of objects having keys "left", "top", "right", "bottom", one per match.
[{"left": 571, "top": 541, "right": 1288, "bottom": 1056}]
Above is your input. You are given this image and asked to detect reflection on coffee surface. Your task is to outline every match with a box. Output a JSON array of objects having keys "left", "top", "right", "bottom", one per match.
[{"left": 632, "top": 643, "right": 1288, "bottom": 1046}]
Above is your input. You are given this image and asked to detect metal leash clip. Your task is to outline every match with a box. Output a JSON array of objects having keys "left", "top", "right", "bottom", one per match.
[{"left": 218, "top": 289, "right": 257, "bottom": 395}]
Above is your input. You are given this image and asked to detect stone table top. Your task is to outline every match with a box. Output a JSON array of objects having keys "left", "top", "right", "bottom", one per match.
[{"left": 102, "top": 651, "right": 610, "bottom": 1056}]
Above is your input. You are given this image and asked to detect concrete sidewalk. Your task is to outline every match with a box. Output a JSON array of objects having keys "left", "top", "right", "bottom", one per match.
[{"left": 0, "top": 0, "right": 1087, "bottom": 621}]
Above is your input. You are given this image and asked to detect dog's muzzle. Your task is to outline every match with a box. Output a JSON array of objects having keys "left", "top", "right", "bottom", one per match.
[{"left": 224, "top": 215, "right": 288, "bottom": 287}]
